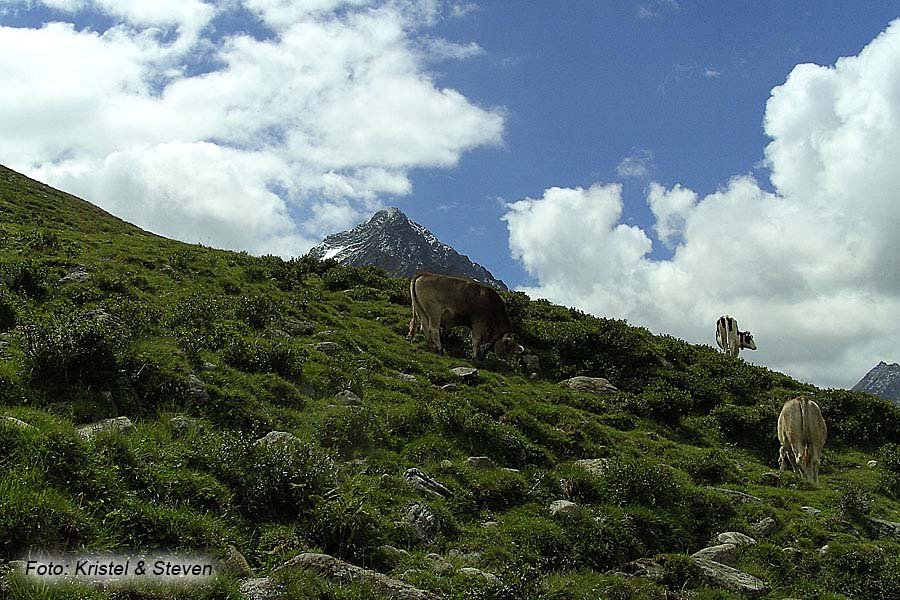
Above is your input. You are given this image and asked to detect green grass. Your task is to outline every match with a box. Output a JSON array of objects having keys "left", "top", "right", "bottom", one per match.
[{"left": 2, "top": 163, "right": 900, "bottom": 599}]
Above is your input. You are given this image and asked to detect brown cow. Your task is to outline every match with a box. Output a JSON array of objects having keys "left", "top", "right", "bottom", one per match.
[
  {"left": 407, "top": 273, "right": 523, "bottom": 359},
  {"left": 777, "top": 396, "right": 827, "bottom": 484}
]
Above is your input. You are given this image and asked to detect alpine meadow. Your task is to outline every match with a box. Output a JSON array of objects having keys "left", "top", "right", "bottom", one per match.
[{"left": 2, "top": 163, "right": 900, "bottom": 599}]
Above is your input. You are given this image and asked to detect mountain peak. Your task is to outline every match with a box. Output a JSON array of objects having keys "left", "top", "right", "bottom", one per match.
[
  {"left": 852, "top": 361, "right": 900, "bottom": 405},
  {"left": 308, "top": 208, "right": 507, "bottom": 290}
]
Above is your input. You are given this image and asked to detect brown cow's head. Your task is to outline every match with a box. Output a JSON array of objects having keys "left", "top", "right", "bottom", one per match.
[{"left": 493, "top": 332, "right": 524, "bottom": 357}]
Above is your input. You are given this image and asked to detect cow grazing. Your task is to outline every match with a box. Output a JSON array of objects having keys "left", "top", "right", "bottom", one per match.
[
  {"left": 715, "top": 315, "right": 757, "bottom": 356},
  {"left": 408, "top": 273, "right": 524, "bottom": 359},
  {"left": 777, "top": 396, "right": 827, "bottom": 484}
]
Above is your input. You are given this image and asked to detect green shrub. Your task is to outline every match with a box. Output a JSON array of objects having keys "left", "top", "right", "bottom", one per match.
[
  {"left": 0, "top": 260, "right": 49, "bottom": 299},
  {"left": 236, "top": 293, "right": 282, "bottom": 329},
  {"left": 310, "top": 483, "right": 383, "bottom": 561},
  {"left": 223, "top": 337, "right": 302, "bottom": 379},
  {"left": 878, "top": 443, "right": 900, "bottom": 499},
  {"left": 0, "top": 290, "right": 16, "bottom": 331},
  {"left": 318, "top": 407, "right": 384, "bottom": 459},
  {"left": 22, "top": 311, "right": 129, "bottom": 391},
  {"left": 820, "top": 389, "right": 900, "bottom": 448},
  {"left": 711, "top": 403, "right": 777, "bottom": 455}
]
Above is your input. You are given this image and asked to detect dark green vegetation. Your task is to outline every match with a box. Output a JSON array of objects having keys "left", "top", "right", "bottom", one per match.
[{"left": 1, "top": 164, "right": 900, "bottom": 599}]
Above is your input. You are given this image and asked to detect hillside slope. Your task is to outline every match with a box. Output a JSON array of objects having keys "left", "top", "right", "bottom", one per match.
[{"left": 2, "top": 165, "right": 900, "bottom": 600}]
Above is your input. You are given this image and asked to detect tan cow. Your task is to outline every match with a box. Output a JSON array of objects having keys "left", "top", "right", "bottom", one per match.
[
  {"left": 407, "top": 272, "right": 523, "bottom": 359},
  {"left": 777, "top": 396, "right": 827, "bottom": 484}
]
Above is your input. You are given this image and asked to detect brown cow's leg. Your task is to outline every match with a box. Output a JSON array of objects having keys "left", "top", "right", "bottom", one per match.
[{"left": 779, "top": 446, "right": 796, "bottom": 472}]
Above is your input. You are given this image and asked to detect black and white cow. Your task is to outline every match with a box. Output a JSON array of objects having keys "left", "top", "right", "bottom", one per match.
[{"left": 715, "top": 315, "right": 757, "bottom": 357}]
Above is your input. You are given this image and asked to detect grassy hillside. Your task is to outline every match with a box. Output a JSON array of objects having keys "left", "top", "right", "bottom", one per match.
[{"left": 1, "top": 164, "right": 900, "bottom": 599}]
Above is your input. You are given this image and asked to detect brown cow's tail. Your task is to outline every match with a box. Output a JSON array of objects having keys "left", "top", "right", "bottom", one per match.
[{"left": 407, "top": 275, "right": 420, "bottom": 340}]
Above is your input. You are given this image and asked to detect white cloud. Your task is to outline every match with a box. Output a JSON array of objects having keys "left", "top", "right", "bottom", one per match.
[
  {"left": 616, "top": 148, "right": 653, "bottom": 179},
  {"left": 0, "top": 1, "right": 503, "bottom": 256},
  {"left": 638, "top": 0, "right": 679, "bottom": 19},
  {"left": 504, "top": 19, "right": 900, "bottom": 388}
]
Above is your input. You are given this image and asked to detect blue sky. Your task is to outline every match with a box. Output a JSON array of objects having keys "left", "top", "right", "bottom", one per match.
[
  {"left": 2, "top": 1, "right": 900, "bottom": 388},
  {"left": 397, "top": 1, "right": 900, "bottom": 286}
]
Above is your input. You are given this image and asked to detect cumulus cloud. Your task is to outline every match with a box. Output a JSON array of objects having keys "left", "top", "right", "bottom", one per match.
[
  {"left": 0, "top": 0, "right": 503, "bottom": 254},
  {"left": 504, "top": 19, "right": 900, "bottom": 388}
]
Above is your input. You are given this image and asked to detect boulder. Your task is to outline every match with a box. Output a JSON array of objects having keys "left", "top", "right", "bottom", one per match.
[
  {"left": 868, "top": 517, "right": 900, "bottom": 539},
  {"left": 404, "top": 468, "right": 452, "bottom": 498},
  {"left": 692, "top": 557, "right": 768, "bottom": 597},
  {"left": 333, "top": 390, "right": 362, "bottom": 406},
  {"left": 220, "top": 545, "right": 253, "bottom": 578},
  {"left": 449, "top": 367, "right": 478, "bottom": 381},
  {"left": 239, "top": 577, "right": 283, "bottom": 600},
  {"left": 2, "top": 416, "right": 35, "bottom": 431},
  {"left": 59, "top": 266, "right": 91, "bottom": 284},
  {"left": 280, "top": 318, "right": 316, "bottom": 336},
  {"left": 169, "top": 415, "right": 194, "bottom": 436},
  {"left": 424, "top": 553, "right": 453, "bottom": 575},
  {"left": 623, "top": 558, "right": 666, "bottom": 583},
  {"left": 458, "top": 568, "right": 499, "bottom": 584},
  {"left": 692, "top": 543, "right": 737, "bottom": 565},
  {"left": 716, "top": 532, "right": 756, "bottom": 547},
  {"left": 549, "top": 500, "right": 579, "bottom": 517},
  {"left": 404, "top": 503, "right": 440, "bottom": 543},
  {"left": 558, "top": 376, "right": 617, "bottom": 395},
  {"left": 574, "top": 458, "right": 610, "bottom": 477},
  {"left": 78, "top": 416, "right": 133, "bottom": 439},
  {"left": 315, "top": 341, "right": 340, "bottom": 355},
  {"left": 273, "top": 553, "right": 439, "bottom": 600},
  {"left": 187, "top": 374, "right": 209, "bottom": 403},
  {"left": 751, "top": 517, "right": 777, "bottom": 538},
  {"left": 374, "top": 545, "right": 409, "bottom": 569},
  {"left": 255, "top": 431, "right": 300, "bottom": 448},
  {"left": 800, "top": 506, "right": 822, "bottom": 516}
]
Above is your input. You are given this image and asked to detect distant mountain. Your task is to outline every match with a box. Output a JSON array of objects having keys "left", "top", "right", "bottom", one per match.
[
  {"left": 852, "top": 361, "right": 900, "bottom": 405},
  {"left": 308, "top": 207, "right": 508, "bottom": 290}
]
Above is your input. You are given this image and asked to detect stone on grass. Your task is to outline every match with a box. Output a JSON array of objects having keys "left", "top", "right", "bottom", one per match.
[
  {"left": 78, "top": 416, "right": 133, "bottom": 439},
  {"left": 404, "top": 503, "right": 440, "bottom": 543},
  {"left": 374, "top": 545, "right": 409, "bottom": 569},
  {"left": 315, "top": 341, "right": 340, "bottom": 355},
  {"left": 558, "top": 376, "right": 617, "bottom": 395},
  {"left": 751, "top": 517, "right": 777, "bottom": 538},
  {"left": 692, "top": 557, "right": 768, "bottom": 597},
  {"left": 574, "top": 458, "right": 610, "bottom": 477},
  {"left": 273, "top": 553, "right": 439, "bottom": 600},
  {"left": 801, "top": 506, "right": 822, "bottom": 516},
  {"left": 449, "top": 367, "right": 478, "bottom": 381},
  {"left": 549, "top": 500, "right": 579, "bottom": 517},
  {"left": 424, "top": 553, "right": 453, "bottom": 575},
  {"left": 255, "top": 431, "right": 300, "bottom": 448},
  {"left": 458, "top": 568, "right": 499, "bottom": 584},
  {"left": 240, "top": 577, "right": 283, "bottom": 600},
  {"left": 868, "top": 517, "right": 900, "bottom": 539},
  {"left": 397, "top": 373, "right": 417, "bottom": 383},
  {"left": 220, "top": 545, "right": 253, "bottom": 578},
  {"left": 707, "top": 487, "right": 763, "bottom": 503},
  {"left": 692, "top": 543, "right": 737, "bottom": 566},
  {"left": 333, "top": 390, "right": 362, "bottom": 406},
  {"left": 59, "top": 266, "right": 91, "bottom": 284},
  {"left": 404, "top": 468, "right": 452, "bottom": 498},
  {"left": 187, "top": 374, "right": 209, "bottom": 403},
  {"left": 716, "top": 532, "right": 756, "bottom": 547},
  {"left": 867, "top": 459, "right": 878, "bottom": 468}
]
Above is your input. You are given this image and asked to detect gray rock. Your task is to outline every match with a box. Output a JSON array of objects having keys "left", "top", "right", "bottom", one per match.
[
  {"left": 280, "top": 318, "right": 316, "bottom": 336},
  {"left": 315, "top": 341, "right": 340, "bottom": 355},
  {"left": 450, "top": 367, "right": 478, "bottom": 381},
  {"left": 220, "top": 544, "right": 253, "bottom": 578},
  {"left": 404, "top": 468, "right": 452, "bottom": 498},
  {"left": 522, "top": 354, "right": 540, "bottom": 371},
  {"left": 439, "top": 384, "right": 458, "bottom": 392},
  {"left": 458, "top": 567, "right": 499, "bottom": 584},
  {"left": 2, "top": 416, "right": 35, "bottom": 431},
  {"left": 692, "top": 543, "right": 737, "bottom": 565},
  {"left": 375, "top": 545, "right": 409, "bottom": 568},
  {"left": 717, "top": 532, "right": 756, "bottom": 547},
  {"left": 187, "top": 374, "right": 209, "bottom": 403},
  {"left": 575, "top": 458, "right": 610, "bottom": 477},
  {"left": 404, "top": 503, "right": 440, "bottom": 543},
  {"left": 782, "top": 547, "right": 801, "bottom": 557},
  {"left": 801, "top": 506, "right": 822, "bottom": 516},
  {"left": 549, "top": 500, "right": 579, "bottom": 517},
  {"left": 169, "top": 415, "right": 194, "bottom": 435},
  {"left": 397, "top": 373, "right": 417, "bottom": 383},
  {"left": 240, "top": 577, "right": 283, "bottom": 600},
  {"left": 255, "top": 431, "right": 300, "bottom": 448},
  {"left": 78, "top": 416, "right": 133, "bottom": 439},
  {"left": 424, "top": 553, "right": 453, "bottom": 575},
  {"left": 558, "top": 376, "right": 617, "bottom": 394},
  {"left": 624, "top": 558, "right": 666, "bottom": 583},
  {"left": 333, "top": 390, "right": 362, "bottom": 406},
  {"left": 273, "top": 552, "right": 439, "bottom": 600},
  {"left": 751, "top": 517, "right": 777, "bottom": 537},
  {"left": 481, "top": 521, "right": 498, "bottom": 528},
  {"left": 868, "top": 517, "right": 900, "bottom": 539},
  {"left": 867, "top": 460, "right": 878, "bottom": 468},
  {"left": 692, "top": 557, "right": 768, "bottom": 597},
  {"left": 465, "top": 456, "right": 495, "bottom": 470},
  {"left": 59, "top": 267, "right": 91, "bottom": 284}
]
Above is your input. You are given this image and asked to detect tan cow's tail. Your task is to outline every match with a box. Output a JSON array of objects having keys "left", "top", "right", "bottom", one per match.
[
  {"left": 798, "top": 397, "right": 810, "bottom": 463},
  {"left": 407, "top": 275, "right": 421, "bottom": 340}
]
